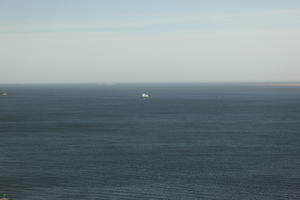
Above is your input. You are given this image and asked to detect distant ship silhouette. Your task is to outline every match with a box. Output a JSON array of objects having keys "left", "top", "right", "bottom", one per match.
[
  {"left": 0, "top": 91, "right": 7, "bottom": 96},
  {"left": 141, "top": 92, "right": 150, "bottom": 98}
]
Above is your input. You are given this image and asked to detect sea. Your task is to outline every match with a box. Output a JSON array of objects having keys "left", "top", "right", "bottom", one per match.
[{"left": 0, "top": 83, "right": 299, "bottom": 200}]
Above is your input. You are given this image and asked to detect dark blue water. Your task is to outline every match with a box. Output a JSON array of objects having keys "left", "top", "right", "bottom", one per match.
[{"left": 0, "top": 84, "right": 300, "bottom": 200}]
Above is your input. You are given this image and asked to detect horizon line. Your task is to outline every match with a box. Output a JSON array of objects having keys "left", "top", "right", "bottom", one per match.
[{"left": 1, "top": 81, "right": 300, "bottom": 85}]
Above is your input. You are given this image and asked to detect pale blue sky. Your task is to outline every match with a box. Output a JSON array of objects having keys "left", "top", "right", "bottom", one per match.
[{"left": 0, "top": 0, "right": 300, "bottom": 83}]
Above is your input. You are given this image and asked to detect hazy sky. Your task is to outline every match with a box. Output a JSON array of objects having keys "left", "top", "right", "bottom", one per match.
[{"left": 1, "top": 0, "right": 300, "bottom": 83}]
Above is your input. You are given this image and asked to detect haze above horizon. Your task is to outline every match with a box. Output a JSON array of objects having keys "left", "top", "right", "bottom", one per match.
[{"left": 1, "top": 0, "right": 300, "bottom": 83}]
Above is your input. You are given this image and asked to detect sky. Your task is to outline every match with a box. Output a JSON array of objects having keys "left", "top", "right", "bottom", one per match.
[{"left": 0, "top": 0, "right": 300, "bottom": 83}]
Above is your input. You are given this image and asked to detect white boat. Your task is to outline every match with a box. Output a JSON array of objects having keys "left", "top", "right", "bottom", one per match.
[
  {"left": 0, "top": 91, "right": 7, "bottom": 96},
  {"left": 141, "top": 92, "right": 150, "bottom": 98}
]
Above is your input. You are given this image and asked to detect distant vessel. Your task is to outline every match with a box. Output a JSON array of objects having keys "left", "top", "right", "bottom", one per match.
[
  {"left": 0, "top": 91, "right": 7, "bottom": 96},
  {"left": 141, "top": 92, "right": 150, "bottom": 98}
]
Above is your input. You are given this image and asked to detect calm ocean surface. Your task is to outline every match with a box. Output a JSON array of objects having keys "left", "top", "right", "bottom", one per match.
[{"left": 0, "top": 84, "right": 300, "bottom": 200}]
